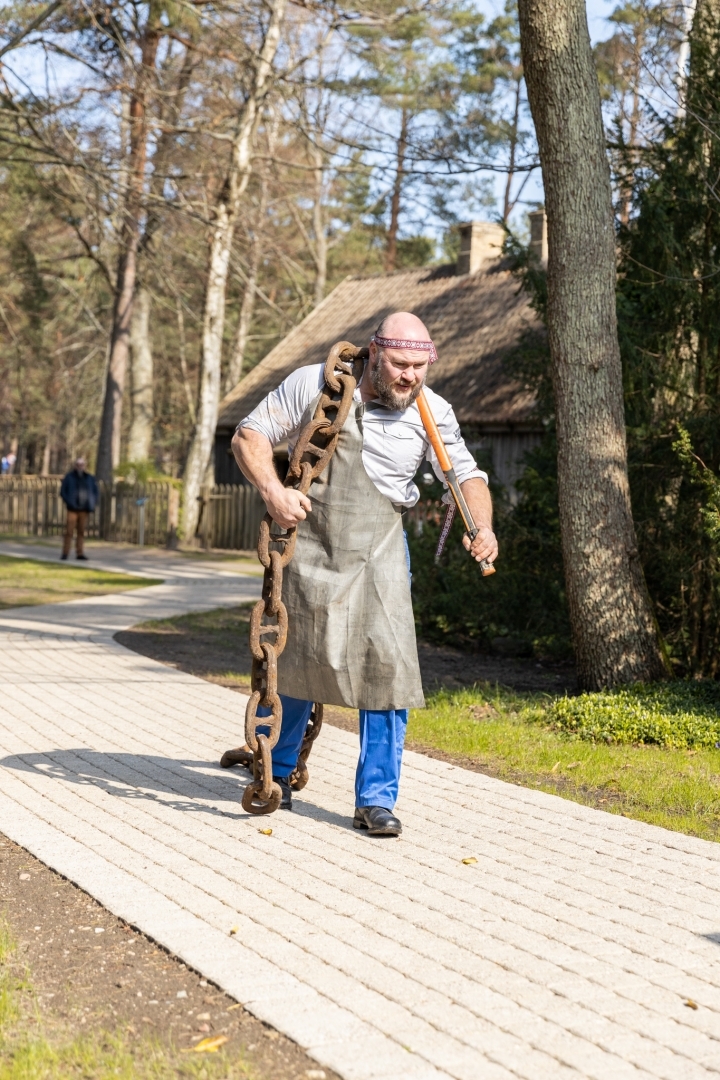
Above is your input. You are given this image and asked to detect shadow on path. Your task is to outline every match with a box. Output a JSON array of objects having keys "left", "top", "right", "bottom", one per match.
[{"left": 0, "top": 749, "right": 353, "bottom": 829}]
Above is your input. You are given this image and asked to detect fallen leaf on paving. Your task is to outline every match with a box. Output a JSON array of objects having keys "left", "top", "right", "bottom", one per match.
[
  {"left": 258, "top": 828, "right": 273, "bottom": 835},
  {"left": 229, "top": 925, "right": 239, "bottom": 936},
  {"left": 684, "top": 999, "right": 699, "bottom": 1009},
  {"left": 182, "top": 1035, "right": 228, "bottom": 1054},
  {"left": 551, "top": 762, "right": 560, "bottom": 773},
  {"left": 227, "top": 1003, "right": 242, "bottom": 1011},
  {"left": 461, "top": 857, "right": 478, "bottom": 865}
]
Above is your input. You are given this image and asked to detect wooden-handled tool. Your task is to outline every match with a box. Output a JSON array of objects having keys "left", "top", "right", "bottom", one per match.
[{"left": 416, "top": 390, "right": 495, "bottom": 576}]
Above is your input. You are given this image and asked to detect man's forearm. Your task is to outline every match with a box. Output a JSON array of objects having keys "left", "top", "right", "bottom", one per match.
[
  {"left": 232, "top": 425, "right": 312, "bottom": 529},
  {"left": 231, "top": 426, "right": 283, "bottom": 502},
  {"left": 460, "top": 476, "right": 493, "bottom": 529},
  {"left": 458, "top": 476, "right": 498, "bottom": 564}
]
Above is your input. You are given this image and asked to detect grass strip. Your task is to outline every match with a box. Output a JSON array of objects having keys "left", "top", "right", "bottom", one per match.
[{"left": 0, "top": 556, "right": 161, "bottom": 609}]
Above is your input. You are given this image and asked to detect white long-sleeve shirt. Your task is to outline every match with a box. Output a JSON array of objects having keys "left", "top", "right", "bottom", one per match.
[{"left": 239, "top": 363, "right": 486, "bottom": 509}]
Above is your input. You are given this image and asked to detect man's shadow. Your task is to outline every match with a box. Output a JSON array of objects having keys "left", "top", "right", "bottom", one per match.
[{"left": 0, "top": 749, "right": 353, "bottom": 829}]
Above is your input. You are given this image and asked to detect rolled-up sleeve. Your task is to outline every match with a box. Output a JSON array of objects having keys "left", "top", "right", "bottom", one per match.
[
  {"left": 238, "top": 364, "right": 324, "bottom": 448},
  {"left": 424, "top": 390, "right": 487, "bottom": 488}
]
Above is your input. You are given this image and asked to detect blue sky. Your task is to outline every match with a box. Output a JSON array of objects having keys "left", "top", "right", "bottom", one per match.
[
  {"left": 2, "top": 1, "right": 625, "bottom": 240},
  {"left": 469, "top": 0, "right": 620, "bottom": 226}
]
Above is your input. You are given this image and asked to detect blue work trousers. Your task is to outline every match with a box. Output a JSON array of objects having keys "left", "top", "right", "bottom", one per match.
[
  {"left": 255, "top": 531, "right": 412, "bottom": 811},
  {"left": 256, "top": 696, "right": 408, "bottom": 811}
]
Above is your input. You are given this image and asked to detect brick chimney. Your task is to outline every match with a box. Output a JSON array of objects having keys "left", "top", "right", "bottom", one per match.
[
  {"left": 528, "top": 208, "right": 548, "bottom": 265},
  {"left": 457, "top": 221, "right": 505, "bottom": 275}
]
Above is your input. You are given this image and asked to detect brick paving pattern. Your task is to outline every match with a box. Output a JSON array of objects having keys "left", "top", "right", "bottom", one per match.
[{"left": 1, "top": 542, "right": 720, "bottom": 1079}]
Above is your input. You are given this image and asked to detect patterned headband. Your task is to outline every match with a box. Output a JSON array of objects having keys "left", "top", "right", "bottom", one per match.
[{"left": 372, "top": 334, "right": 438, "bottom": 364}]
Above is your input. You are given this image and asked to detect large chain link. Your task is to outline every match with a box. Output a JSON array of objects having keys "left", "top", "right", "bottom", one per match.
[{"left": 221, "top": 341, "right": 367, "bottom": 815}]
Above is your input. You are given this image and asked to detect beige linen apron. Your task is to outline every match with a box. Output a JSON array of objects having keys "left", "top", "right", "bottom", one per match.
[{"left": 277, "top": 396, "right": 425, "bottom": 711}]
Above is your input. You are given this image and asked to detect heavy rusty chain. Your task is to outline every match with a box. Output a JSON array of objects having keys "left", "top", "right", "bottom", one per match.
[{"left": 220, "top": 341, "right": 367, "bottom": 815}]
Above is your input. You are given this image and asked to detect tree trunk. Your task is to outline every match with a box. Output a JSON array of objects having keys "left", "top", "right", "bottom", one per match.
[
  {"left": 312, "top": 142, "right": 327, "bottom": 305},
  {"left": 385, "top": 108, "right": 409, "bottom": 273},
  {"left": 127, "top": 286, "right": 154, "bottom": 462},
  {"left": 517, "top": 0, "right": 666, "bottom": 688},
  {"left": 503, "top": 79, "right": 522, "bottom": 223},
  {"left": 677, "top": 0, "right": 698, "bottom": 116},
  {"left": 176, "top": 299, "right": 196, "bottom": 425},
  {"left": 41, "top": 438, "right": 51, "bottom": 476},
  {"left": 225, "top": 256, "right": 260, "bottom": 394},
  {"left": 224, "top": 172, "right": 272, "bottom": 393},
  {"left": 96, "top": 24, "right": 161, "bottom": 482},
  {"left": 182, "top": 0, "right": 286, "bottom": 541},
  {"left": 124, "top": 44, "right": 194, "bottom": 465}
]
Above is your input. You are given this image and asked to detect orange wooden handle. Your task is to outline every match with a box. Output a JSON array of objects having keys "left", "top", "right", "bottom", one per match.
[{"left": 417, "top": 391, "right": 452, "bottom": 471}]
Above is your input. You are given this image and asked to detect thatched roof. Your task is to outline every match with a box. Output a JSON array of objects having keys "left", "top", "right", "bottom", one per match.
[{"left": 216, "top": 260, "right": 541, "bottom": 433}]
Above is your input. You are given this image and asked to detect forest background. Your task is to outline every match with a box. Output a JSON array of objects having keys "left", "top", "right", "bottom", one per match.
[{"left": 1, "top": 0, "right": 719, "bottom": 678}]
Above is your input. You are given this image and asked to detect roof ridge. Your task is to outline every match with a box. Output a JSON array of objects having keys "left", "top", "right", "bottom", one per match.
[{"left": 344, "top": 262, "right": 456, "bottom": 282}]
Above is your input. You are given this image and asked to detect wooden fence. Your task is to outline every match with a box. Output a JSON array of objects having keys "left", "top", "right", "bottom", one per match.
[
  {"left": 0, "top": 476, "right": 267, "bottom": 550},
  {"left": 0, "top": 476, "right": 449, "bottom": 552},
  {"left": 197, "top": 483, "right": 266, "bottom": 551},
  {"left": 0, "top": 477, "right": 180, "bottom": 547}
]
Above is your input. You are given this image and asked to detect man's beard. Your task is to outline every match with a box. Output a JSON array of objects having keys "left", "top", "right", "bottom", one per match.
[{"left": 369, "top": 358, "right": 424, "bottom": 412}]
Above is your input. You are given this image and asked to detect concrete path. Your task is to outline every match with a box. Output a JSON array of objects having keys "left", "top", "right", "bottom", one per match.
[{"left": 1, "top": 542, "right": 720, "bottom": 1079}]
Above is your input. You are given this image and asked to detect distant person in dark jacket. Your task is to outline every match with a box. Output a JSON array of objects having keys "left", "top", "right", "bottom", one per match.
[{"left": 60, "top": 457, "right": 99, "bottom": 561}]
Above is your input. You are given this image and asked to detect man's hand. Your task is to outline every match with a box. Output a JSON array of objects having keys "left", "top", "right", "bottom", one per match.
[
  {"left": 232, "top": 427, "right": 313, "bottom": 529},
  {"left": 462, "top": 524, "right": 498, "bottom": 565},
  {"left": 265, "top": 483, "right": 312, "bottom": 529},
  {"left": 458, "top": 477, "right": 498, "bottom": 566}
]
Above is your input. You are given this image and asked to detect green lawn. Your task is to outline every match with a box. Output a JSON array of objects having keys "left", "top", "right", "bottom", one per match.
[
  {"left": 0, "top": 556, "right": 161, "bottom": 609},
  {"left": 0, "top": 921, "right": 253, "bottom": 1080},
  {"left": 409, "top": 686, "right": 720, "bottom": 842}
]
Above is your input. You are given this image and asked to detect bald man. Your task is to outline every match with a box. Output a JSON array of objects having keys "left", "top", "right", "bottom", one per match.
[{"left": 233, "top": 312, "right": 498, "bottom": 835}]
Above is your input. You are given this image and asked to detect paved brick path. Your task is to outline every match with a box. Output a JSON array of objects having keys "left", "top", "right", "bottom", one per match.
[{"left": 1, "top": 542, "right": 720, "bottom": 1078}]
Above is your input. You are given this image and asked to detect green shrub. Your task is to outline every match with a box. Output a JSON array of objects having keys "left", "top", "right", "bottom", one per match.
[
  {"left": 407, "top": 435, "right": 571, "bottom": 657},
  {"left": 549, "top": 681, "right": 720, "bottom": 748}
]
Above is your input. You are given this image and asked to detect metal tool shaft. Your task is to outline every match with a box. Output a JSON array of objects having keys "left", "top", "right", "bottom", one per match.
[{"left": 416, "top": 390, "right": 495, "bottom": 576}]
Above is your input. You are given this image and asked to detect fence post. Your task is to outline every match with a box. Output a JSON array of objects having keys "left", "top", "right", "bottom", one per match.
[
  {"left": 166, "top": 486, "right": 179, "bottom": 549},
  {"left": 200, "top": 485, "right": 210, "bottom": 550}
]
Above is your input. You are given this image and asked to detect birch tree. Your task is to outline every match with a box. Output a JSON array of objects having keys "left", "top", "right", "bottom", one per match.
[
  {"left": 517, "top": 0, "right": 666, "bottom": 688},
  {"left": 96, "top": 2, "right": 165, "bottom": 482},
  {"left": 182, "top": 0, "right": 287, "bottom": 540},
  {"left": 223, "top": 106, "right": 280, "bottom": 393},
  {"left": 127, "top": 40, "right": 197, "bottom": 464}
]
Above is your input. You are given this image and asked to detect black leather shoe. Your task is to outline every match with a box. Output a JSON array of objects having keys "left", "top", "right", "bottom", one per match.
[
  {"left": 60, "top": 553, "right": 68, "bottom": 561},
  {"left": 76, "top": 554, "right": 88, "bottom": 560},
  {"left": 353, "top": 806, "right": 402, "bottom": 836},
  {"left": 274, "top": 776, "right": 292, "bottom": 810}
]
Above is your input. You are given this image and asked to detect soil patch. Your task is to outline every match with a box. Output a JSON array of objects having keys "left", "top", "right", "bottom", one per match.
[{"left": 0, "top": 834, "right": 338, "bottom": 1079}]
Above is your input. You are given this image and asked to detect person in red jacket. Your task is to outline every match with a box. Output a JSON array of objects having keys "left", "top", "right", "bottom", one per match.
[{"left": 59, "top": 457, "right": 99, "bottom": 560}]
